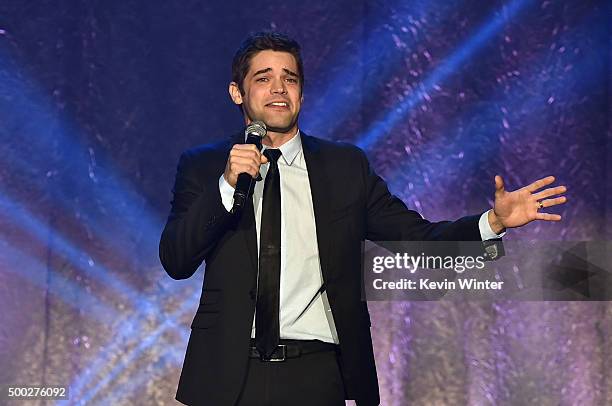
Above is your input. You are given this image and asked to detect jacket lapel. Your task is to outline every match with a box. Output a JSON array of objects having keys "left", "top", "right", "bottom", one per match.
[
  {"left": 227, "top": 131, "right": 259, "bottom": 279},
  {"left": 301, "top": 133, "right": 333, "bottom": 283},
  {"left": 240, "top": 198, "right": 259, "bottom": 277}
]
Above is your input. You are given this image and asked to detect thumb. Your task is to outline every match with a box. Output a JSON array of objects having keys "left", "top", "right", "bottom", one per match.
[
  {"left": 260, "top": 153, "right": 269, "bottom": 164},
  {"left": 495, "top": 175, "right": 505, "bottom": 194}
]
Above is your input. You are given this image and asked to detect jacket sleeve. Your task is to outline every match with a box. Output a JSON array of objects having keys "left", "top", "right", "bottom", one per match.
[
  {"left": 159, "top": 150, "right": 233, "bottom": 280},
  {"left": 360, "top": 149, "right": 482, "bottom": 242}
]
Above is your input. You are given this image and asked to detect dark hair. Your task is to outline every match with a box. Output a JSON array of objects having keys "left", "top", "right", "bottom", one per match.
[{"left": 231, "top": 31, "right": 304, "bottom": 94}]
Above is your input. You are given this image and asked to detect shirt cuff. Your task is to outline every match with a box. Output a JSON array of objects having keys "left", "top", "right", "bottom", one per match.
[
  {"left": 479, "top": 210, "right": 506, "bottom": 240},
  {"left": 218, "top": 174, "right": 235, "bottom": 212}
]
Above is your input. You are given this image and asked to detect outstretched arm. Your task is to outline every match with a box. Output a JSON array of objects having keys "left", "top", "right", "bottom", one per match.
[{"left": 362, "top": 151, "right": 482, "bottom": 242}]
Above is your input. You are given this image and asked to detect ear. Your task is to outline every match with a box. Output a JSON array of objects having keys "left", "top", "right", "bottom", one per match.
[{"left": 229, "top": 82, "right": 243, "bottom": 105}]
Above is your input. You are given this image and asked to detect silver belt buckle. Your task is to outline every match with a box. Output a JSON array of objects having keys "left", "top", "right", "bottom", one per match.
[{"left": 265, "top": 344, "right": 286, "bottom": 362}]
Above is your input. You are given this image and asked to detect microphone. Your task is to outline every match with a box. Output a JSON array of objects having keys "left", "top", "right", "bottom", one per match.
[{"left": 231, "top": 120, "right": 267, "bottom": 214}]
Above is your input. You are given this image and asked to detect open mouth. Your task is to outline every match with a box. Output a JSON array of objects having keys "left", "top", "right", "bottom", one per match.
[{"left": 265, "top": 101, "right": 289, "bottom": 110}]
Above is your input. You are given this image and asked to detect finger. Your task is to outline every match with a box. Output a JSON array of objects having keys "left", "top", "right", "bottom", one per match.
[
  {"left": 532, "top": 185, "right": 567, "bottom": 200},
  {"left": 535, "top": 212, "right": 562, "bottom": 221},
  {"left": 231, "top": 160, "right": 259, "bottom": 172},
  {"left": 526, "top": 176, "right": 555, "bottom": 193},
  {"left": 230, "top": 157, "right": 261, "bottom": 172},
  {"left": 495, "top": 175, "right": 505, "bottom": 194},
  {"left": 229, "top": 156, "right": 262, "bottom": 167},
  {"left": 230, "top": 148, "right": 261, "bottom": 159},
  {"left": 233, "top": 144, "right": 260, "bottom": 152},
  {"left": 261, "top": 154, "right": 269, "bottom": 164},
  {"left": 229, "top": 156, "right": 261, "bottom": 168},
  {"left": 540, "top": 196, "right": 567, "bottom": 208},
  {"left": 232, "top": 164, "right": 259, "bottom": 178}
]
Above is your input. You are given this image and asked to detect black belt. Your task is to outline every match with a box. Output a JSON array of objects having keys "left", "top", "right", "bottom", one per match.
[{"left": 249, "top": 339, "right": 338, "bottom": 362}]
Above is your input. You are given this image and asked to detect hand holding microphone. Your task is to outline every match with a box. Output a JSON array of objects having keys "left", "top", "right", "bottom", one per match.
[{"left": 224, "top": 121, "right": 267, "bottom": 213}]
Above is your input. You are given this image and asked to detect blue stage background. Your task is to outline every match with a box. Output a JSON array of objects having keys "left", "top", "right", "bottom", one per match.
[{"left": 0, "top": 0, "right": 609, "bottom": 404}]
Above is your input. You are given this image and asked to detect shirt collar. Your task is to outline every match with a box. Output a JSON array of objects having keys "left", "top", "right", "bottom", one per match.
[{"left": 262, "top": 130, "right": 302, "bottom": 166}]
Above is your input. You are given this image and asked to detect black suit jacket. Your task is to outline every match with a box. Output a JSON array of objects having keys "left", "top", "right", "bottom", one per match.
[{"left": 159, "top": 132, "right": 482, "bottom": 406}]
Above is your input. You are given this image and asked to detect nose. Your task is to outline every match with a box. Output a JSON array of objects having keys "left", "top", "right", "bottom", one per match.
[{"left": 270, "top": 78, "right": 287, "bottom": 94}]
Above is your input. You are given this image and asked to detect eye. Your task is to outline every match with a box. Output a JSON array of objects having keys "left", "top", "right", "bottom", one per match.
[
  {"left": 256, "top": 77, "right": 269, "bottom": 82},
  {"left": 286, "top": 78, "right": 298, "bottom": 84}
]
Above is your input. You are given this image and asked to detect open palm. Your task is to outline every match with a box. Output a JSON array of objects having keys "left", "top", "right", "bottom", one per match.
[{"left": 493, "top": 175, "right": 567, "bottom": 229}]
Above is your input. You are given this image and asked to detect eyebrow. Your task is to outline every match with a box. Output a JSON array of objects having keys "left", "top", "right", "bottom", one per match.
[
  {"left": 253, "top": 67, "right": 272, "bottom": 76},
  {"left": 252, "top": 67, "right": 299, "bottom": 79},
  {"left": 282, "top": 68, "right": 299, "bottom": 78}
]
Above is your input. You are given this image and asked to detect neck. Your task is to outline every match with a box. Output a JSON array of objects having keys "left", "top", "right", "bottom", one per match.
[{"left": 262, "top": 128, "right": 298, "bottom": 148}]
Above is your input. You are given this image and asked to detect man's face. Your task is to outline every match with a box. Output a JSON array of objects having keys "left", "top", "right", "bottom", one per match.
[{"left": 229, "top": 50, "right": 303, "bottom": 134}]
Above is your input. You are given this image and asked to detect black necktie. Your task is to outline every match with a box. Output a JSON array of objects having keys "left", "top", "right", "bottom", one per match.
[{"left": 255, "top": 148, "right": 282, "bottom": 359}]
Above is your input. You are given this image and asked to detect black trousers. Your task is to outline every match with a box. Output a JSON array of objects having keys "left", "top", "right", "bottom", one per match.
[{"left": 235, "top": 341, "right": 346, "bottom": 406}]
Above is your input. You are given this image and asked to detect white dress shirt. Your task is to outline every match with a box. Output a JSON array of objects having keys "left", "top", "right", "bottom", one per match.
[{"left": 218, "top": 131, "right": 503, "bottom": 344}]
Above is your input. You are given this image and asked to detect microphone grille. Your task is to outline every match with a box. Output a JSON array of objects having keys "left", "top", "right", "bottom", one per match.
[{"left": 245, "top": 121, "right": 267, "bottom": 138}]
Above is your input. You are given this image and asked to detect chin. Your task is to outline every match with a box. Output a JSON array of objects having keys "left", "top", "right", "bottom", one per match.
[{"left": 263, "top": 119, "right": 296, "bottom": 133}]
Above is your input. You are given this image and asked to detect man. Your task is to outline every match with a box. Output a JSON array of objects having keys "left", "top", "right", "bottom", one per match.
[{"left": 159, "top": 32, "right": 566, "bottom": 406}]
